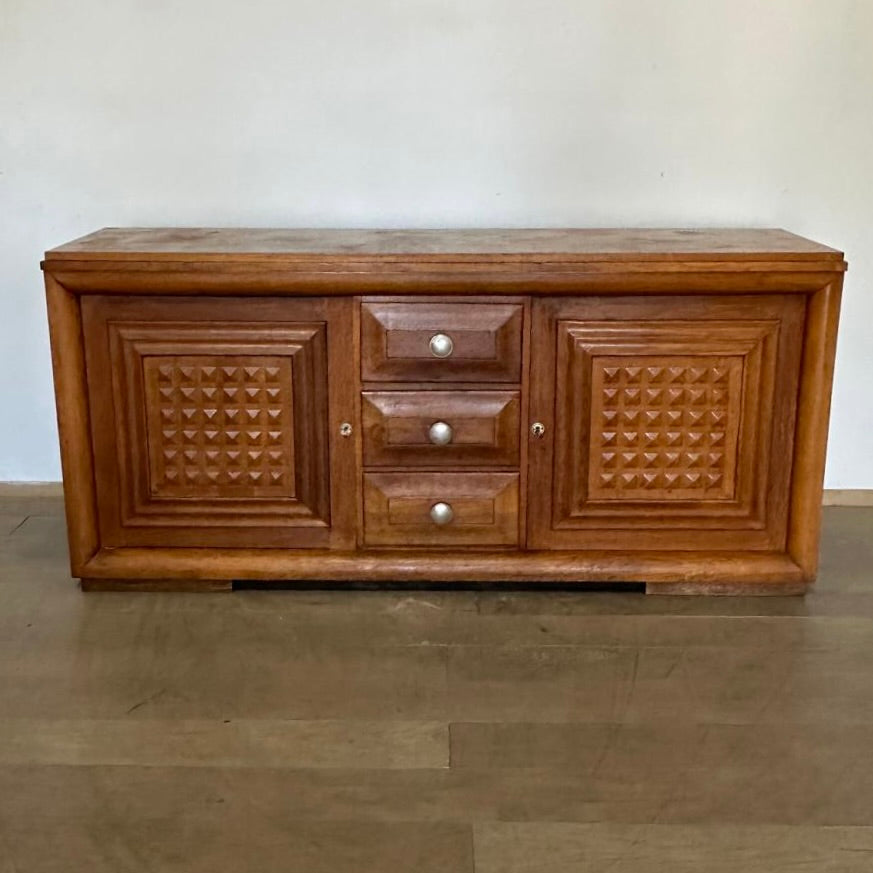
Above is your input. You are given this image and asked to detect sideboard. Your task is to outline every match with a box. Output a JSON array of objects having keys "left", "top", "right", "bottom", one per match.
[{"left": 42, "top": 228, "right": 845, "bottom": 593}]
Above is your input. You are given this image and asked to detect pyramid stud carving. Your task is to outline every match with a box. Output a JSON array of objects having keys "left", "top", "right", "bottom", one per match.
[
  {"left": 147, "top": 357, "right": 291, "bottom": 496},
  {"left": 590, "top": 357, "right": 737, "bottom": 498}
]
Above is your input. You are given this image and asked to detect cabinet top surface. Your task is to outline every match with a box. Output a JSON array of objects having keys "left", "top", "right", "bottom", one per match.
[{"left": 44, "top": 227, "right": 844, "bottom": 265}]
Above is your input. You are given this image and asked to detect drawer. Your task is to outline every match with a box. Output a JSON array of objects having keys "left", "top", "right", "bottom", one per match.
[
  {"left": 362, "top": 390, "right": 520, "bottom": 467},
  {"left": 361, "top": 302, "right": 523, "bottom": 382},
  {"left": 363, "top": 472, "right": 519, "bottom": 546}
]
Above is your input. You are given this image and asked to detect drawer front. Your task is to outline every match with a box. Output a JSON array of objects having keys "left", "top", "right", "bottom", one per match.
[
  {"left": 362, "top": 390, "right": 520, "bottom": 467},
  {"left": 361, "top": 302, "right": 523, "bottom": 382},
  {"left": 364, "top": 472, "right": 519, "bottom": 546}
]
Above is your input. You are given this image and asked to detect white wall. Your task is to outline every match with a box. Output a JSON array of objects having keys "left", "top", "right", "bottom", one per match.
[{"left": 1, "top": 0, "right": 871, "bottom": 486}]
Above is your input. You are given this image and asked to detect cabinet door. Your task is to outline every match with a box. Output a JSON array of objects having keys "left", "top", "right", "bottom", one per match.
[
  {"left": 528, "top": 295, "right": 805, "bottom": 551},
  {"left": 82, "top": 296, "right": 356, "bottom": 549}
]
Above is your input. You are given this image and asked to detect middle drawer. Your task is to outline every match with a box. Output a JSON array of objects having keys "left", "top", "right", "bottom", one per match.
[{"left": 362, "top": 390, "right": 521, "bottom": 467}]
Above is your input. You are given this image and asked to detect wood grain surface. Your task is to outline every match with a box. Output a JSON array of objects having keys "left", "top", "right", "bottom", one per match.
[{"left": 44, "top": 227, "right": 844, "bottom": 262}]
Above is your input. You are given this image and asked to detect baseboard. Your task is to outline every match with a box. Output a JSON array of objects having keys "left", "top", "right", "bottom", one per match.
[
  {"left": 0, "top": 482, "right": 871, "bottom": 505},
  {"left": 0, "top": 482, "right": 64, "bottom": 497},
  {"left": 822, "top": 489, "right": 873, "bottom": 507}
]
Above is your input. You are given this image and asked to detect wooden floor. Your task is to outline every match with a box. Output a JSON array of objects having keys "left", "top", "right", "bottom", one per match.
[{"left": 1, "top": 497, "right": 873, "bottom": 871}]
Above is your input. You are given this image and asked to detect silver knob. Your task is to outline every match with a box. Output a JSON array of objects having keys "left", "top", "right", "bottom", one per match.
[
  {"left": 429, "top": 502, "right": 454, "bottom": 525},
  {"left": 429, "top": 333, "right": 454, "bottom": 358},
  {"left": 339, "top": 422, "right": 353, "bottom": 437},
  {"left": 531, "top": 421, "right": 546, "bottom": 437},
  {"left": 428, "top": 421, "right": 453, "bottom": 446}
]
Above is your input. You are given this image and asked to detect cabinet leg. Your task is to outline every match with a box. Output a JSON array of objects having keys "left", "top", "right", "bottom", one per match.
[{"left": 80, "top": 578, "right": 233, "bottom": 592}]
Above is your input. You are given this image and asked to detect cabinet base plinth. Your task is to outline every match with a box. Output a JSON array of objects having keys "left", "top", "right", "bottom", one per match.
[{"left": 77, "top": 548, "right": 807, "bottom": 593}]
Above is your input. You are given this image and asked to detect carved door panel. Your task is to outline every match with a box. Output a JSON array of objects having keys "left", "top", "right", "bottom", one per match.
[
  {"left": 81, "top": 296, "right": 356, "bottom": 549},
  {"left": 528, "top": 295, "right": 805, "bottom": 551}
]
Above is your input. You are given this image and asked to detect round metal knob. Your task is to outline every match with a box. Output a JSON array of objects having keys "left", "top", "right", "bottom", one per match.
[
  {"left": 339, "top": 422, "right": 353, "bottom": 437},
  {"left": 429, "top": 333, "right": 454, "bottom": 358},
  {"left": 429, "top": 502, "right": 454, "bottom": 525},
  {"left": 428, "top": 421, "right": 453, "bottom": 446},
  {"left": 530, "top": 421, "right": 546, "bottom": 438}
]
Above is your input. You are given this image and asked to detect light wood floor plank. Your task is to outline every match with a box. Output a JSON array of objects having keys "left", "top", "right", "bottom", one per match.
[
  {"left": 474, "top": 823, "right": 873, "bottom": 873},
  {"left": 0, "top": 718, "right": 447, "bottom": 769}
]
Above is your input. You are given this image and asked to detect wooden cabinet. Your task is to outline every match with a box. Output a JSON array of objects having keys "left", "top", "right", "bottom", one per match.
[{"left": 43, "top": 228, "right": 845, "bottom": 593}]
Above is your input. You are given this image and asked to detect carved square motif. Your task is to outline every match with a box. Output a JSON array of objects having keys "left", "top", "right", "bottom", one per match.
[
  {"left": 143, "top": 356, "right": 295, "bottom": 499},
  {"left": 588, "top": 357, "right": 742, "bottom": 500}
]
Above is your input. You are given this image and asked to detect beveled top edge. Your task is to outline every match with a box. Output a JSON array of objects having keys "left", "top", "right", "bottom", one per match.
[{"left": 44, "top": 227, "right": 845, "bottom": 264}]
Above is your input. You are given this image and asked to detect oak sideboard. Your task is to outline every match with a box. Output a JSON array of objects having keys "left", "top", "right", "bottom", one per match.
[{"left": 43, "top": 228, "right": 845, "bottom": 594}]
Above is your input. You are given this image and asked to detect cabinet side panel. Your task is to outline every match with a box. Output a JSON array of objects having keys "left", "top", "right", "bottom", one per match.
[
  {"left": 789, "top": 280, "right": 844, "bottom": 580},
  {"left": 44, "top": 275, "right": 99, "bottom": 573}
]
